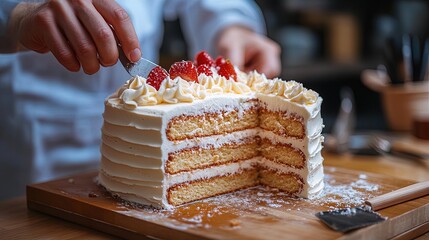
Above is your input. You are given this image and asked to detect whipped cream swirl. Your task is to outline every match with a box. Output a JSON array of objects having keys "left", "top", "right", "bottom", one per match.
[
  {"left": 118, "top": 70, "right": 319, "bottom": 107},
  {"left": 198, "top": 74, "right": 251, "bottom": 94},
  {"left": 157, "top": 77, "right": 207, "bottom": 104},
  {"left": 247, "top": 70, "right": 269, "bottom": 91},
  {"left": 118, "top": 76, "right": 158, "bottom": 109},
  {"left": 118, "top": 76, "right": 207, "bottom": 107},
  {"left": 256, "top": 78, "right": 319, "bottom": 105}
]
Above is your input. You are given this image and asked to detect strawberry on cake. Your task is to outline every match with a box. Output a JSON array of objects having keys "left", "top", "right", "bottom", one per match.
[{"left": 98, "top": 51, "right": 324, "bottom": 209}]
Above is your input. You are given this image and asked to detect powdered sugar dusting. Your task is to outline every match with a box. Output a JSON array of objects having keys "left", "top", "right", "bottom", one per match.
[
  {"left": 311, "top": 173, "right": 381, "bottom": 209},
  {"left": 108, "top": 171, "right": 382, "bottom": 230}
]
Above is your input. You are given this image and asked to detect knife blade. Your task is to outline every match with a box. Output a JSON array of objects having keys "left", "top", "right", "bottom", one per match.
[
  {"left": 117, "top": 46, "right": 158, "bottom": 78},
  {"left": 110, "top": 25, "right": 158, "bottom": 78}
]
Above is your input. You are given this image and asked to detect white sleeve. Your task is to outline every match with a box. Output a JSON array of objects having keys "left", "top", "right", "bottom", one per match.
[{"left": 163, "top": 0, "right": 266, "bottom": 57}]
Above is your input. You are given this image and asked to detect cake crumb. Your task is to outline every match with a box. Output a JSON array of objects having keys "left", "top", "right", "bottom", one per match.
[
  {"left": 359, "top": 174, "right": 368, "bottom": 179},
  {"left": 88, "top": 192, "right": 98, "bottom": 198},
  {"left": 229, "top": 219, "right": 241, "bottom": 227},
  {"left": 68, "top": 178, "right": 75, "bottom": 184}
]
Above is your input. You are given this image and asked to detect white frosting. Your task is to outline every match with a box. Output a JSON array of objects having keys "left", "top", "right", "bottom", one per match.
[
  {"left": 257, "top": 79, "right": 318, "bottom": 105},
  {"left": 100, "top": 70, "right": 325, "bottom": 208},
  {"left": 118, "top": 75, "right": 208, "bottom": 108},
  {"left": 118, "top": 76, "right": 158, "bottom": 109},
  {"left": 198, "top": 74, "right": 251, "bottom": 94},
  {"left": 118, "top": 70, "right": 318, "bottom": 107},
  {"left": 156, "top": 77, "right": 207, "bottom": 104}
]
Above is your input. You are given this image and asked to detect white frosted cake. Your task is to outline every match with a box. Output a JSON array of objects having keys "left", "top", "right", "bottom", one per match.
[{"left": 98, "top": 51, "right": 324, "bottom": 209}]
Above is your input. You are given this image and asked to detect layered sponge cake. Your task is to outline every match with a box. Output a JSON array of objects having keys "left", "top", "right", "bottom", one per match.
[{"left": 98, "top": 52, "right": 324, "bottom": 209}]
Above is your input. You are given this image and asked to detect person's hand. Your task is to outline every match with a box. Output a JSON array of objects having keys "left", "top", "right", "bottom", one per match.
[
  {"left": 9, "top": 0, "right": 141, "bottom": 74},
  {"left": 215, "top": 26, "right": 281, "bottom": 78}
]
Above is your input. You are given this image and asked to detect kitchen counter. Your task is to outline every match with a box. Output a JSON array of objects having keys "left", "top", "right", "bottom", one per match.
[{"left": 1, "top": 151, "right": 428, "bottom": 239}]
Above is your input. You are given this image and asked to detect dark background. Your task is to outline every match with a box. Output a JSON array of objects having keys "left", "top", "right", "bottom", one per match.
[{"left": 158, "top": 0, "right": 429, "bottom": 133}]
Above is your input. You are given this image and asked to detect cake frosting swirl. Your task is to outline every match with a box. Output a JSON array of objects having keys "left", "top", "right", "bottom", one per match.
[
  {"left": 198, "top": 74, "right": 252, "bottom": 94},
  {"left": 118, "top": 71, "right": 318, "bottom": 107}
]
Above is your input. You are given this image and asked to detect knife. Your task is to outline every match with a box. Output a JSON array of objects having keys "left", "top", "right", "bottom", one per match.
[
  {"left": 316, "top": 181, "right": 429, "bottom": 232},
  {"left": 117, "top": 45, "right": 158, "bottom": 78},
  {"left": 110, "top": 26, "right": 158, "bottom": 78}
]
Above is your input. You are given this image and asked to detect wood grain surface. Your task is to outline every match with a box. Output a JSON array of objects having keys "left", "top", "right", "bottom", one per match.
[{"left": 26, "top": 167, "right": 429, "bottom": 240}]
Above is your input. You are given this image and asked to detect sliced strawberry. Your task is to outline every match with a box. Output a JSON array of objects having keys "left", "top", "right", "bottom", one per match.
[
  {"left": 147, "top": 66, "right": 169, "bottom": 90},
  {"left": 195, "top": 51, "right": 214, "bottom": 67},
  {"left": 197, "top": 64, "right": 213, "bottom": 76},
  {"left": 215, "top": 56, "right": 226, "bottom": 67},
  {"left": 169, "top": 60, "right": 198, "bottom": 82},
  {"left": 218, "top": 60, "right": 237, "bottom": 81}
]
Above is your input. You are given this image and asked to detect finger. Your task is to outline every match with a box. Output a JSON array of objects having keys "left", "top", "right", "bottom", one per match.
[
  {"left": 50, "top": 0, "right": 100, "bottom": 74},
  {"left": 246, "top": 52, "right": 279, "bottom": 78},
  {"left": 39, "top": 10, "right": 80, "bottom": 71},
  {"left": 73, "top": 1, "right": 118, "bottom": 66},
  {"left": 93, "top": 0, "right": 141, "bottom": 62},
  {"left": 244, "top": 41, "right": 281, "bottom": 78},
  {"left": 259, "top": 58, "right": 281, "bottom": 79},
  {"left": 263, "top": 44, "right": 282, "bottom": 78},
  {"left": 218, "top": 43, "right": 244, "bottom": 70},
  {"left": 45, "top": 26, "right": 80, "bottom": 72},
  {"left": 243, "top": 47, "right": 260, "bottom": 72}
]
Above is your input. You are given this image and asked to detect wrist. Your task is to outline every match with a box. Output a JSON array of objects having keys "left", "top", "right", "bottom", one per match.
[{"left": 2, "top": 2, "right": 39, "bottom": 53}]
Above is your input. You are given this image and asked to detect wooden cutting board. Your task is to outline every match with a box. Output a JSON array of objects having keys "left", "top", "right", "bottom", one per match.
[{"left": 26, "top": 167, "right": 429, "bottom": 240}]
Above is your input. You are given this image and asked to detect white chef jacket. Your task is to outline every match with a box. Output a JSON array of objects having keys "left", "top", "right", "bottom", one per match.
[{"left": 0, "top": 0, "right": 265, "bottom": 190}]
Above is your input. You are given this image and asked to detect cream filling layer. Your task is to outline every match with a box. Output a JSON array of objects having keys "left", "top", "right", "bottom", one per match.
[
  {"left": 102, "top": 126, "right": 323, "bottom": 160},
  {"left": 100, "top": 153, "right": 323, "bottom": 197},
  {"left": 102, "top": 129, "right": 259, "bottom": 158},
  {"left": 102, "top": 155, "right": 258, "bottom": 187},
  {"left": 166, "top": 158, "right": 258, "bottom": 187},
  {"left": 100, "top": 158, "right": 259, "bottom": 209},
  {"left": 260, "top": 157, "right": 324, "bottom": 198},
  {"left": 259, "top": 130, "right": 324, "bottom": 158}
]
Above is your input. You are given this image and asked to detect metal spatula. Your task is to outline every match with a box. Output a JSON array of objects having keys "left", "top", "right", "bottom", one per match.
[{"left": 316, "top": 181, "right": 429, "bottom": 232}]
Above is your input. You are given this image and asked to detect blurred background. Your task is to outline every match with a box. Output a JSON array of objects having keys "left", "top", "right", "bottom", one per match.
[{"left": 158, "top": 0, "right": 429, "bottom": 134}]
